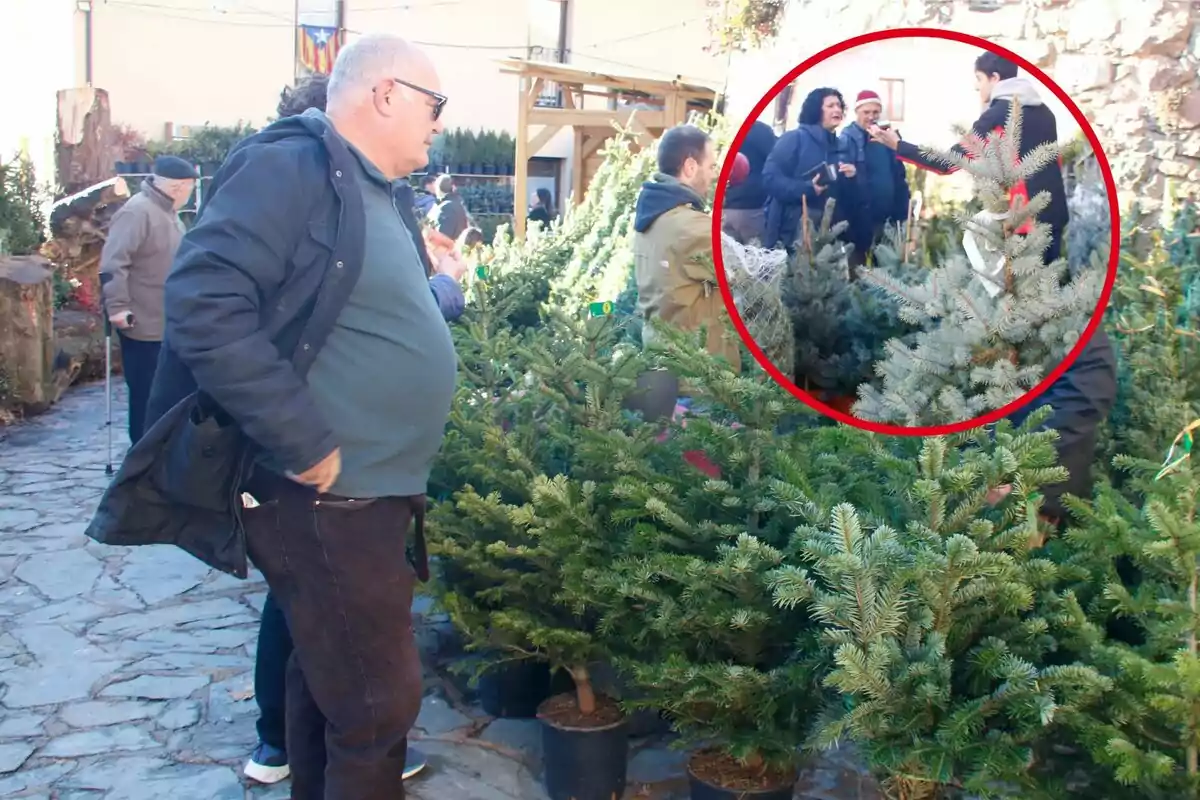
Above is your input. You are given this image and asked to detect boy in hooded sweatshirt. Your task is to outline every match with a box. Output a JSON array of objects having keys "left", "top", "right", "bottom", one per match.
[{"left": 869, "top": 51, "right": 1069, "bottom": 264}]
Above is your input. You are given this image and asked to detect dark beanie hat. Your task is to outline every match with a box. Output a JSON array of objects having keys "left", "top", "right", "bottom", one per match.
[{"left": 152, "top": 155, "right": 200, "bottom": 180}]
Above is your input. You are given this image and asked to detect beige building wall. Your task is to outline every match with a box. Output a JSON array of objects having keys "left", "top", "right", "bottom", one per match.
[
  {"left": 86, "top": 0, "right": 299, "bottom": 138},
  {"left": 566, "top": 0, "right": 725, "bottom": 89},
  {"left": 85, "top": 0, "right": 531, "bottom": 138},
  {"left": 55, "top": 0, "right": 720, "bottom": 209}
]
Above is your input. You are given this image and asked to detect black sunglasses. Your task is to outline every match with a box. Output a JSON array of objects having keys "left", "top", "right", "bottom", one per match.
[{"left": 392, "top": 78, "right": 447, "bottom": 121}]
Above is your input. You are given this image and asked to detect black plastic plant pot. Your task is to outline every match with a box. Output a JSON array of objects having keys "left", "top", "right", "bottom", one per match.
[
  {"left": 539, "top": 695, "right": 629, "bottom": 800},
  {"left": 478, "top": 659, "right": 552, "bottom": 718},
  {"left": 686, "top": 751, "right": 797, "bottom": 800}
]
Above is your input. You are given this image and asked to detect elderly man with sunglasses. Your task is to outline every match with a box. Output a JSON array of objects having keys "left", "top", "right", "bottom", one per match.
[{"left": 99, "top": 35, "right": 459, "bottom": 800}]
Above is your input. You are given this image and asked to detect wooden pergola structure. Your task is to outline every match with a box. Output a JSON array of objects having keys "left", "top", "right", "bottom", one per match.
[{"left": 497, "top": 58, "right": 719, "bottom": 238}]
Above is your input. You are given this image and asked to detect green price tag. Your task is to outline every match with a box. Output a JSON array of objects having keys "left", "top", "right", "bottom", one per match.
[
  {"left": 588, "top": 301, "right": 614, "bottom": 318},
  {"left": 475, "top": 265, "right": 489, "bottom": 280}
]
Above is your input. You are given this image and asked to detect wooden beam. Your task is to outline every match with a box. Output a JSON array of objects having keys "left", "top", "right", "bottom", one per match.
[
  {"left": 581, "top": 135, "right": 606, "bottom": 162},
  {"left": 515, "top": 75, "right": 530, "bottom": 239},
  {"left": 494, "top": 58, "right": 718, "bottom": 100},
  {"left": 664, "top": 91, "right": 682, "bottom": 127},
  {"left": 527, "top": 77, "right": 545, "bottom": 103},
  {"left": 572, "top": 131, "right": 585, "bottom": 206},
  {"left": 526, "top": 124, "right": 563, "bottom": 158},
  {"left": 528, "top": 107, "right": 666, "bottom": 130}
]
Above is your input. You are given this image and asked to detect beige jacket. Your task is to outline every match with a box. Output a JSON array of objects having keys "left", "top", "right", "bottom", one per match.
[
  {"left": 633, "top": 179, "right": 741, "bottom": 373},
  {"left": 99, "top": 178, "right": 186, "bottom": 342}
]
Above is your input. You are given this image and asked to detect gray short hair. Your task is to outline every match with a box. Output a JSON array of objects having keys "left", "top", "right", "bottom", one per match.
[{"left": 327, "top": 33, "right": 412, "bottom": 105}]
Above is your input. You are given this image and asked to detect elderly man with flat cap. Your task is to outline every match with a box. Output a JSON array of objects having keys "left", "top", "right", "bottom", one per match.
[{"left": 99, "top": 154, "right": 198, "bottom": 444}]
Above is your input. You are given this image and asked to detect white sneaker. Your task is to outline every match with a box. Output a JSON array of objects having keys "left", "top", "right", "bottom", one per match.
[{"left": 244, "top": 742, "right": 290, "bottom": 784}]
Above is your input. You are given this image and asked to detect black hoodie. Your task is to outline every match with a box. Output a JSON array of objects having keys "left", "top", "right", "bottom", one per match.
[
  {"left": 724, "top": 121, "right": 779, "bottom": 211},
  {"left": 633, "top": 173, "right": 706, "bottom": 234}
]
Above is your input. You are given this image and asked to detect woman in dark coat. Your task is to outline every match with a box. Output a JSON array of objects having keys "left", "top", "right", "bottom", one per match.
[
  {"left": 762, "top": 87, "right": 857, "bottom": 250},
  {"left": 527, "top": 187, "right": 556, "bottom": 228}
]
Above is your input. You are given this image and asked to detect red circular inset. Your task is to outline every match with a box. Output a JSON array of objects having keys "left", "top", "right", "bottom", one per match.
[{"left": 712, "top": 27, "right": 1119, "bottom": 437}]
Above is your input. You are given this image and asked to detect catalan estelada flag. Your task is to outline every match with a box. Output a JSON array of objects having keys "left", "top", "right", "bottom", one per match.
[{"left": 298, "top": 25, "right": 342, "bottom": 75}]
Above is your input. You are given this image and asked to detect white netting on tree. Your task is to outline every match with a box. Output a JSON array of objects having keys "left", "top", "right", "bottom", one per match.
[{"left": 720, "top": 232, "right": 793, "bottom": 374}]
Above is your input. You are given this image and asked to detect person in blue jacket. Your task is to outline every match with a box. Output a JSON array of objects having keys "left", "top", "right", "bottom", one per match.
[
  {"left": 837, "top": 89, "right": 911, "bottom": 268},
  {"left": 761, "top": 87, "right": 857, "bottom": 251}
]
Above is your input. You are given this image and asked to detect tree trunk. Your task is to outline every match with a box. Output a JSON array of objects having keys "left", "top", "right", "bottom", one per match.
[
  {"left": 1188, "top": 536, "right": 1198, "bottom": 777},
  {"left": 56, "top": 87, "right": 116, "bottom": 198},
  {"left": 0, "top": 257, "right": 57, "bottom": 416},
  {"left": 569, "top": 665, "right": 596, "bottom": 716}
]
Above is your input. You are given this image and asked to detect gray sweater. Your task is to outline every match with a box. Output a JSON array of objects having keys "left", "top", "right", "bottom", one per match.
[{"left": 302, "top": 140, "right": 458, "bottom": 498}]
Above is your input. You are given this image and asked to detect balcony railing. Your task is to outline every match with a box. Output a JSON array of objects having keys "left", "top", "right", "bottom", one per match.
[{"left": 527, "top": 46, "right": 565, "bottom": 108}]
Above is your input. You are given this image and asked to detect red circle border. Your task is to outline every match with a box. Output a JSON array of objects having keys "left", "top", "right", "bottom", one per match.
[{"left": 711, "top": 27, "right": 1121, "bottom": 437}]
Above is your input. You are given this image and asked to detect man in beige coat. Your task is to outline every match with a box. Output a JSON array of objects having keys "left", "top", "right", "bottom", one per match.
[
  {"left": 633, "top": 124, "right": 741, "bottom": 374},
  {"left": 99, "top": 155, "right": 197, "bottom": 443}
]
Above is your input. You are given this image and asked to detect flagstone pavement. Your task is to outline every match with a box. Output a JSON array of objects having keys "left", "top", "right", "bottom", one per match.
[{"left": 0, "top": 382, "right": 879, "bottom": 799}]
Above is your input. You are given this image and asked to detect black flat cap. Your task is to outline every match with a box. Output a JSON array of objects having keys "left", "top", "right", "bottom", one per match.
[{"left": 152, "top": 155, "right": 200, "bottom": 180}]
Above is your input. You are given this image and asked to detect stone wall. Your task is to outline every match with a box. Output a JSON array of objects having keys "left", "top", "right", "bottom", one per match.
[{"left": 727, "top": 0, "right": 1200, "bottom": 224}]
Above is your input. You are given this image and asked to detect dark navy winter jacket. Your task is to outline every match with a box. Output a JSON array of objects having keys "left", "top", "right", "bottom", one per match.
[
  {"left": 838, "top": 122, "right": 910, "bottom": 247},
  {"left": 895, "top": 77, "right": 1068, "bottom": 236},
  {"left": 762, "top": 123, "right": 853, "bottom": 250},
  {"left": 724, "top": 121, "right": 778, "bottom": 212}
]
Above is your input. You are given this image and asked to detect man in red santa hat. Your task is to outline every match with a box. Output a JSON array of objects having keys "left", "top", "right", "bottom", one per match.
[{"left": 836, "top": 89, "right": 911, "bottom": 269}]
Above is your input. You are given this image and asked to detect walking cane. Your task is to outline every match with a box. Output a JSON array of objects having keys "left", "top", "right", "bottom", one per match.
[
  {"left": 98, "top": 273, "right": 132, "bottom": 476},
  {"left": 98, "top": 272, "right": 115, "bottom": 475},
  {"left": 104, "top": 311, "right": 113, "bottom": 476}
]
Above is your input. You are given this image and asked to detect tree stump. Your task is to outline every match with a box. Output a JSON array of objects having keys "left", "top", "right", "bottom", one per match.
[
  {"left": 55, "top": 308, "right": 116, "bottom": 383},
  {"left": 0, "top": 256, "right": 57, "bottom": 416}
]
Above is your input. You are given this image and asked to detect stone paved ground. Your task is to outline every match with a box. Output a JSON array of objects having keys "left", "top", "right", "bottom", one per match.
[{"left": 0, "top": 383, "right": 880, "bottom": 799}]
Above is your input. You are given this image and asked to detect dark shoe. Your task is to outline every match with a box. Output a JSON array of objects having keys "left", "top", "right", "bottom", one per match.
[
  {"left": 404, "top": 746, "right": 428, "bottom": 780},
  {"left": 244, "top": 741, "right": 290, "bottom": 784}
]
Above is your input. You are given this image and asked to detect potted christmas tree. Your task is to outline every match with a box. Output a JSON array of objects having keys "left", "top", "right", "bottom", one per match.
[
  {"left": 427, "top": 267, "right": 563, "bottom": 716},
  {"left": 588, "top": 325, "right": 850, "bottom": 799},
  {"left": 1056, "top": 460, "right": 1200, "bottom": 799},
  {"left": 852, "top": 101, "right": 1106, "bottom": 426},
  {"left": 794, "top": 428, "right": 1112, "bottom": 799},
  {"left": 430, "top": 311, "right": 653, "bottom": 799},
  {"left": 1050, "top": 212, "right": 1200, "bottom": 797},
  {"left": 498, "top": 130, "right": 516, "bottom": 175},
  {"left": 478, "top": 130, "right": 497, "bottom": 175},
  {"left": 776, "top": 200, "right": 921, "bottom": 413},
  {"left": 459, "top": 129, "right": 479, "bottom": 175}
]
